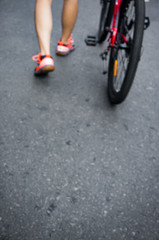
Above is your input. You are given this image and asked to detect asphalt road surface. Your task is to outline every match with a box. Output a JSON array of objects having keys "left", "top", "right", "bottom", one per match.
[{"left": 0, "top": 0, "right": 159, "bottom": 239}]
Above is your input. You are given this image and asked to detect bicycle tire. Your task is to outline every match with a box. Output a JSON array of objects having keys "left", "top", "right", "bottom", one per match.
[
  {"left": 98, "top": 0, "right": 115, "bottom": 43},
  {"left": 108, "top": 0, "right": 145, "bottom": 104}
]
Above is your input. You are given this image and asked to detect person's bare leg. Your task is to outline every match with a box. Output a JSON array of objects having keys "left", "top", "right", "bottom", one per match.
[
  {"left": 35, "top": 0, "right": 52, "bottom": 55},
  {"left": 61, "top": 0, "right": 78, "bottom": 44}
]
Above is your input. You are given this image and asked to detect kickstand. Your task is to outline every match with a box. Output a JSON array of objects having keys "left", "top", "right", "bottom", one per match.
[{"left": 100, "top": 51, "right": 108, "bottom": 75}]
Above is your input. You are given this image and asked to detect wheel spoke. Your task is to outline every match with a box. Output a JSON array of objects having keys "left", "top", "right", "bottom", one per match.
[{"left": 112, "top": 0, "right": 135, "bottom": 92}]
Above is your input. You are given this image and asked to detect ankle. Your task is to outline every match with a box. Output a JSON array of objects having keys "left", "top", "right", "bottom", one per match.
[{"left": 61, "top": 37, "right": 69, "bottom": 45}]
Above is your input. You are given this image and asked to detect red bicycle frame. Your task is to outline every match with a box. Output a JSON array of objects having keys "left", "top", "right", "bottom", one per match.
[{"left": 110, "top": 0, "right": 122, "bottom": 47}]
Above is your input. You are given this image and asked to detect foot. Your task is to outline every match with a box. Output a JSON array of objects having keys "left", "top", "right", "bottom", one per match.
[
  {"left": 32, "top": 53, "right": 55, "bottom": 76},
  {"left": 56, "top": 34, "right": 75, "bottom": 56}
]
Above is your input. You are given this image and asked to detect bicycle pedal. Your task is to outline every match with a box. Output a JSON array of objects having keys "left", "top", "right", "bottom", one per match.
[{"left": 85, "top": 36, "right": 98, "bottom": 46}]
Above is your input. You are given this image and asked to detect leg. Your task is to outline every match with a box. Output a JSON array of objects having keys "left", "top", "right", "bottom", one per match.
[
  {"left": 33, "top": 0, "right": 54, "bottom": 76},
  {"left": 61, "top": 0, "right": 78, "bottom": 44},
  {"left": 35, "top": 0, "right": 53, "bottom": 55}
]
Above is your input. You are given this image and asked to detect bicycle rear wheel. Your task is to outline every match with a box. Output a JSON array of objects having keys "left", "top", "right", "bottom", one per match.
[
  {"left": 108, "top": 0, "right": 145, "bottom": 104},
  {"left": 98, "top": 0, "right": 115, "bottom": 43}
]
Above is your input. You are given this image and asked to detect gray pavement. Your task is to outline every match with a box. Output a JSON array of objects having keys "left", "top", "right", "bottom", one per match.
[{"left": 0, "top": 0, "right": 159, "bottom": 239}]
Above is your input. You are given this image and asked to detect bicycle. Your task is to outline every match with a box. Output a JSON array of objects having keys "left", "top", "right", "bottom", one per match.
[{"left": 85, "top": 0, "right": 150, "bottom": 104}]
